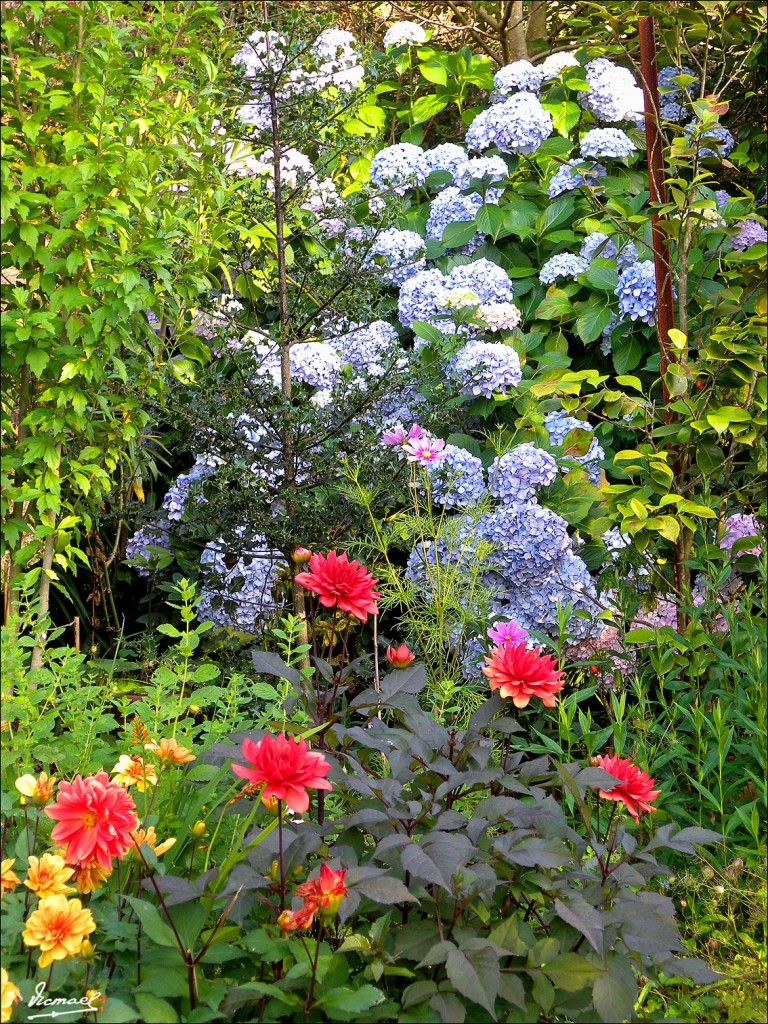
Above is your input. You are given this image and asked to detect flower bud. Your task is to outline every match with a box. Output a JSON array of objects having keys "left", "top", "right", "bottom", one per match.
[
  {"left": 292, "top": 547, "right": 312, "bottom": 565},
  {"left": 80, "top": 940, "right": 96, "bottom": 961},
  {"left": 191, "top": 821, "right": 207, "bottom": 838},
  {"left": 261, "top": 793, "right": 280, "bottom": 815},
  {"left": 713, "top": 884, "right": 725, "bottom": 895},
  {"left": 386, "top": 643, "right": 416, "bottom": 669},
  {"left": 701, "top": 865, "right": 715, "bottom": 880}
]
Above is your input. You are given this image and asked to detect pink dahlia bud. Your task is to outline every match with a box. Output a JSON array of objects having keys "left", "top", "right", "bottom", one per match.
[{"left": 386, "top": 643, "right": 416, "bottom": 669}]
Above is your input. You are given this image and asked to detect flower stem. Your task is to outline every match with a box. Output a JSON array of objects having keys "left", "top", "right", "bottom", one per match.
[{"left": 277, "top": 799, "right": 286, "bottom": 911}]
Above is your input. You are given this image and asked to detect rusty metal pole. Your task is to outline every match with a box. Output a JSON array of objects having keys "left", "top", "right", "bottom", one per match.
[{"left": 638, "top": 15, "right": 676, "bottom": 419}]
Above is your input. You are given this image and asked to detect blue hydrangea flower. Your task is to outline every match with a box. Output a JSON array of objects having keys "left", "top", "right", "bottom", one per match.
[
  {"left": 615, "top": 260, "right": 657, "bottom": 325},
  {"left": 310, "top": 28, "right": 364, "bottom": 92},
  {"left": 658, "top": 65, "right": 699, "bottom": 98},
  {"left": 583, "top": 58, "right": 644, "bottom": 123},
  {"left": 616, "top": 240, "right": 639, "bottom": 270},
  {"left": 460, "top": 634, "right": 487, "bottom": 682},
  {"left": 488, "top": 444, "right": 558, "bottom": 504},
  {"left": 730, "top": 220, "right": 767, "bottom": 251},
  {"left": 233, "top": 30, "right": 288, "bottom": 78},
  {"left": 540, "top": 252, "right": 589, "bottom": 285},
  {"left": 420, "top": 143, "right": 468, "bottom": 184},
  {"left": 580, "top": 232, "right": 618, "bottom": 262},
  {"left": 684, "top": 123, "right": 735, "bottom": 159},
  {"left": 125, "top": 520, "right": 173, "bottom": 576},
  {"left": 398, "top": 268, "right": 449, "bottom": 329},
  {"left": 426, "top": 187, "right": 486, "bottom": 241},
  {"left": 466, "top": 92, "right": 553, "bottom": 155},
  {"left": 367, "top": 229, "right": 427, "bottom": 286},
  {"left": 659, "top": 100, "right": 693, "bottom": 124},
  {"left": 198, "top": 535, "right": 282, "bottom": 630},
  {"left": 493, "top": 60, "right": 547, "bottom": 95},
  {"left": 455, "top": 155, "right": 509, "bottom": 202},
  {"left": 290, "top": 342, "right": 343, "bottom": 389},
  {"left": 451, "top": 341, "right": 522, "bottom": 398},
  {"left": 330, "top": 320, "right": 399, "bottom": 373},
  {"left": 603, "top": 527, "right": 632, "bottom": 560},
  {"left": 427, "top": 444, "right": 488, "bottom": 509},
  {"left": 162, "top": 460, "right": 215, "bottom": 521},
  {"left": 600, "top": 312, "right": 623, "bottom": 356},
  {"left": 370, "top": 143, "right": 424, "bottom": 194},
  {"left": 547, "top": 161, "right": 607, "bottom": 199},
  {"left": 478, "top": 505, "right": 573, "bottom": 587},
  {"left": 714, "top": 189, "right": 731, "bottom": 208},
  {"left": 447, "top": 260, "right": 513, "bottom": 304},
  {"left": 580, "top": 128, "right": 636, "bottom": 160},
  {"left": 543, "top": 411, "right": 603, "bottom": 485},
  {"left": 541, "top": 550, "right": 600, "bottom": 638},
  {"left": 398, "top": 259, "right": 512, "bottom": 331}
]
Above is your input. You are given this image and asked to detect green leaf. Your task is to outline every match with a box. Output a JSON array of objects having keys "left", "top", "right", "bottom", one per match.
[
  {"left": 592, "top": 973, "right": 636, "bottom": 1023},
  {"left": 316, "top": 985, "right": 384, "bottom": 1016},
  {"left": 581, "top": 264, "right": 619, "bottom": 291},
  {"left": 612, "top": 335, "right": 644, "bottom": 374},
  {"left": 543, "top": 952, "right": 604, "bottom": 992},
  {"left": 412, "top": 321, "right": 445, "bottom": 346},
  {"left": 419, "top": 64, "right": 448, "bottom": 86},
  {"left": 411, "top": 94, "right": 449, "bottom": 124},
  {"left": 134, "top": 994, "right": 178, "bottom": 1023},
  {"left": 441, "top": 221, "right": 478, "bottom": 248},
  {"left": 475, "top": 204, "right": 504, "bottom": 238},
  {"left": 124, "top": 897, "right": 178, "bottom": 948},
  {"left": 535, "top": 289, "right": 573, "bottom": 319},
  {"left": 445, "top": 945, "right": 499, "bottom": 1014},
  {"left": 576, "top": 303, "right": 613, "bottom": 343},
  {"left": 537, "top": 196, "right": 575, "bottom": 235},
  {"left": 25, "top": 348, "right": 50, "bottom": 377},
  {"left": 615, "top": 374, "right": 643, "bottom": 391}
]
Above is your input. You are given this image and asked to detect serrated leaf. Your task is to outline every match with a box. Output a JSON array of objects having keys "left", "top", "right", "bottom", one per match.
[
  {"left": 441, "top": 220, "right": 478, "bottom": 248},
  {"left": 251, "top": 650, "right": 301, "bottom": 685},
  {"left": 592, "top": 972, "right": 636, "bottom": 1023},
  {"left": 543, "top": 952, "right": 603, "bottom": 992},
  {"left": 352, "top": 874, "right": 419, "bottom": 905},
  {"left": 445, "top": 945, "right": 499, "bottom": 1014},
  {"left": 553, "top": 897, "right": 605, "bottom": 955},
  {"left": 134, "top": 994, "right": 178, "bottom": 1023},
  {"left": 576, "top": 303, "right": 614, "bottom": 343}
]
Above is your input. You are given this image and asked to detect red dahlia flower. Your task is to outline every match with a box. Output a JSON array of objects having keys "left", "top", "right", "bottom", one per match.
[
  {"left": 592, "top": 753, "right": 660, "bottom": 822},
  {"left": 294, "top": 550, "right": 380, "bottom": 622},
  {"left": 386, "top": 643, "right": 416, "bottom": 669},
  {"left": 44, "top": 771, "right": 139, "bottom": 869},
  {"left": 232, "top": 733, "right": 332, "bottom": 814},
  {"left": 482, "top": 641, "right": 564, "bottom": 709}
]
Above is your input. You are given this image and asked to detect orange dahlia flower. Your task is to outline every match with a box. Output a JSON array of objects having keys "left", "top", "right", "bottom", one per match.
[
  {"left": 482, "top": 641, "right": 564, "bottom": 708},
  {"left": 592, "top": 753, "right": 661, "bottom": 822},
  {"left": 232, "top": 733, "right": 332, "bottom": 815},
  {"left": 15, "top": 772, "right": 55, "bottom": 806},
  {"left": 144, "top": 737, "right": 196, "bottom": 764},
  {"left": 296, "top": 863, "right": 348, "bottom": 919},
  {"left": 294, "top": 550, "right": 380, "bottom": 622},
  {"left": 22, "top": 894, "right": 96, "bottom": 967},
  {"left": 1, "top": 860, "right": 20, "bottom": 898},
  {"left": 130, "top": 826, "right": 176, "bottom": 859},
  {"left": 45, "top": 770, "right": 138, "bottom": 869},
  {"left": 24, "top": 854, "right": 75, "bottom": 898},
  {"left": 1, "top": 968, "right": 21, "bottom": 1024},
  {"left": 111, "top": 754, "right": 158, "bottom": 791},
  {"left": 277, "top": 904, "right": 316, "bottom": 932},
  {"left": 71, "top": 859, "right": 113, "bottom": 895}
]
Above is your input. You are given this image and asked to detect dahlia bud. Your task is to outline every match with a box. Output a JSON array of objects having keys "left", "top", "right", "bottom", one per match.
[
  {"left": 701, "top": 865, "right": 715, "bottom": 880},
  {"left": 386, "top": 643, "right": 416, "bottom": 669},
  {"left": 191, "top": 821, "right": 207, "bottom": 838},
  {"left": 261, "top": 793, "right": 280, "bottom": 815},
  {"left": 292, "top": 547, "right": 312, "bottom": 565},
  {"left": 80, "top": 939, "right": 96, "bottom": 961}
]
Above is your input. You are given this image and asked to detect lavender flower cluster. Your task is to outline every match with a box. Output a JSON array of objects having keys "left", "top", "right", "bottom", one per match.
[
  {"left": 580, "top": 128, "right": 636, "bottom": 160},
  {"left": 198, "top": 536, "right": 282, "bottom": 630},
  {"left": 465, "top": 92, "right": 553, "bottom": 155},
  {"left": 615, "top": 260, "right": 658, "bottom": 325},
  {"left": 451, "top": 341, "right": 522, "bottom": 398},
  {"left": 730, "top": 220, "right": 767, "bottom": 251},
  {"left": 582, "top": 58, "right": 645, "bottom": 124},
  {"left": 493, "top": 60, "right": 547, "bottom": 96},
  {"left": 547, "top": 161, "right": 607, "bottom": 199},
  {"left": 426, "top": 444, "right": 487, "bottom": 508},
  {"left": 540, "top": 252, "right": 589, "bottom": 285},
  {"left": 544, "top": 410, "right": 604, "bottom": 486},
  {"left": 398, "top": 259, "right": 513, "bottom": 331},
  {"left": 488, "top": 444, "right": 558, "bottom": 504}
]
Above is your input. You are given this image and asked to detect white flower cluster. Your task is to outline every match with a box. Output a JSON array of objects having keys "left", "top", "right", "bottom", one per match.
[
  {"left": 465, "top": 92, "right": 553, "bottom": 155},
  {"left": 383, "top": 21, "right": 427, "bottom": 48}
]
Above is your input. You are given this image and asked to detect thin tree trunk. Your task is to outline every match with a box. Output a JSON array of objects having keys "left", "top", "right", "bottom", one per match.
[
  {"left": 525, "top": 0, "right": 548, "bottom": 53},
  {"left": 5, "top": 364, "right": 31, "bottom": 626},
  {"left": 506, "top": 2, "right": 528, "bottom": 61},
  {"left": 30, "top": 443, "right": 62, "bottom": 671},
  {"left": 263, "top": 6, "right": 310, "bottom": 669}
]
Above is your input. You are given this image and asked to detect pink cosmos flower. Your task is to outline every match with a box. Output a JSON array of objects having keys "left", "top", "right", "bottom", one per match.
[
  {"left": 403, "top": 435, "right": 446, "bottom": 464},
  {"left": 487, "top": 619, "right": 528, "bottom": 645},
  {"left": 382, "top": 423, "right": 426, "bottom": 446}
]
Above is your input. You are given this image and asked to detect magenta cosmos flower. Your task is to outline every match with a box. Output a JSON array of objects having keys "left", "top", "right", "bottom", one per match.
[
  {"left": 44, "top": 771, "right": 139, "bottom": 869},
  {"left": 403, "top": 435, "right": 446, "bottom": 464},
  {"left": 232, "top": 734, "right": 332, "bottom": 814},
  {"left": 487, "top": 618, "right": 528, "bottom": 645},
  {"left": 382, "top": 423, "right": 426, "bottom": 446}
]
